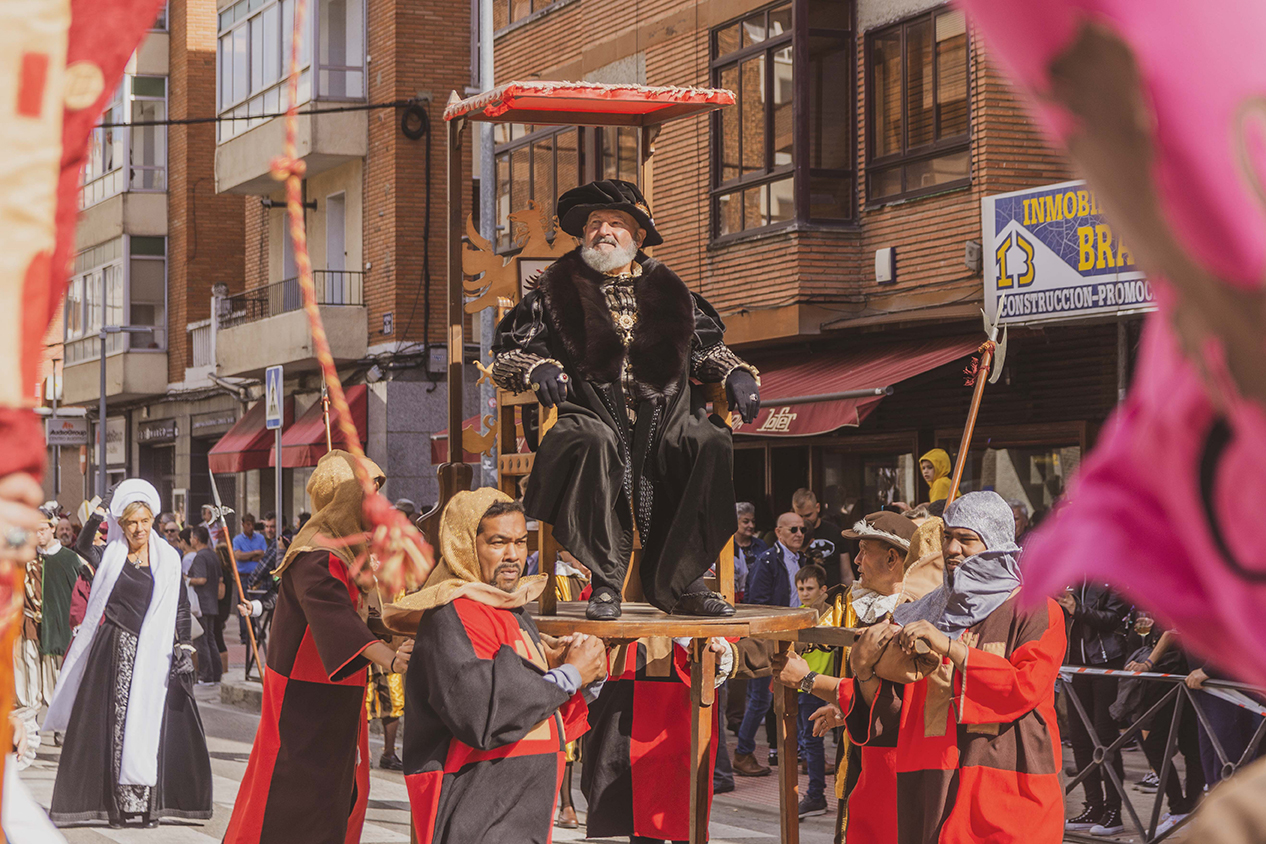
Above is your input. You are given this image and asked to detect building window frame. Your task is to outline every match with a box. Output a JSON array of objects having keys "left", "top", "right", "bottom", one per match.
[
  {"left": 709, "top": 0, "right": 854, "bottom": 243},
  {"left": 864, "top": 6, "right": 971, "bottom": 205},
  {"left": 491, "top": 0, "right": 569, "bottom": 34},
  {"left": 64, "top": 236, "right": 168, "bottom": 365},
  {"left": 215, "top": 0, "right": 366, "bottom": 143},
  {"left": 492, "top": 124, "right": 587, "bottom": 253},
  {"left": 79, "top": 75, "right": 168, "bottom": 209}
]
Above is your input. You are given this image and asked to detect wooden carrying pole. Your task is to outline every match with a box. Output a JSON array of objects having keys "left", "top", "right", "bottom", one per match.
[
  {"left": 945, "top": 342, "right": 996, "bottom": 506},
  {"left": 321, "top": 383, "right": 333, "bottom": 451},
  {"left": 209, "top": 472, "right": 263, "bottom": 675}
]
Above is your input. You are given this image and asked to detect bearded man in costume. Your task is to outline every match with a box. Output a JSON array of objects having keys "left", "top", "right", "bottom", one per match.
[
  {"left": 388, "top": 489, "right": 605, "bottom": 843},
  {"left": 491, "top": 180, "right": 761, "bottom": 620},
  {"left": 224, "top": 451, "right": 414, "bottom": 844}
]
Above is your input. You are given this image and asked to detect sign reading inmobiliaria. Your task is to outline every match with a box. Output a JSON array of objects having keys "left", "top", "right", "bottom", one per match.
[{"left": 982, "top": 179, "right": 1155, "bottom": 325}]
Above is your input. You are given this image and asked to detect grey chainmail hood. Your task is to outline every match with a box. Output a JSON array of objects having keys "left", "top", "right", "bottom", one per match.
[{"left": 894, "top": 491, "right": 1022, "bottom": 638}]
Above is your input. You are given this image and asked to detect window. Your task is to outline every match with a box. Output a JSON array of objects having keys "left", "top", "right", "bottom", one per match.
[
  {"left": 151, "top": 2, "right": 168, "bottom": 30},
  {"left": 217, "top": 0, "right": 362, "bottom": 141},
  {"left": 64, "top": 237, "right": 167, "bottom": 364},
  {"left": 80, "top": 77, "right": 167, "bottom": 207},
  {"left": 599, "top": 127, "right": 640, "bottom": 184},
  {"left": 711, "top": 0, "right": 853, "bottom": 239},
  {"left": 866, "top": 7, "right": 969, "bottom": 202},
  {"left": 130, "top": 76, "right": 167, "bottom": 191},
  {"left": 492, "top": 124, "right": 582, "bottom": 252},
  {"left": 491, "top": 0, "right": 562, "bottom": 31}
]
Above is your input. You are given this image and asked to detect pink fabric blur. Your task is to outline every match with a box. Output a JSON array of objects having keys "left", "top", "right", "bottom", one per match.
[{"left": 955, "top": 0, "right": 1266, "bottom": 686}]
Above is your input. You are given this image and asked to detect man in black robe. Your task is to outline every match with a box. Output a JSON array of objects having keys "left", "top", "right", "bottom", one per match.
[
  {"left": 491, "top": 179, "right": 761, "bottom": 620},
  {"left": 390, "top": 489, "right": 606, "bottom": 844}
]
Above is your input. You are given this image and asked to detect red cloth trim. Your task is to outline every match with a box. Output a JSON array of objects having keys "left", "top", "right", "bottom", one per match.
[
  {"left": 952, "top": 600, "right": 1065, "bottom": 725},
  {"left": 451, "top": 598, "right": 515, "bottom": 661},
  {"left": 223, "top": 667, "right": 289, "bottom": 844},
  {"left": 0, "top": 410, "right": 44, "bottom": 479},
  {"left": 442, "top": 726, "right": 563, "bottom": 773},
  {"left": 845, "top": 745, "right": 899, "bottom": 844},
  {"left": 405, "top": 771, "right": 444, "bottom": 844},
  {"left": 630, "top": 680, "right": 715, "bottom": 840},
  {"left": 939, "top": 766, "right": 1064, "bottom": 844}
]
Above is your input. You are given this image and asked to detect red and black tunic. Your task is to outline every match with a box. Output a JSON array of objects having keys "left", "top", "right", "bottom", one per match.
[
  {"left": 224, "top": 550, "right": 379, "bottom": 844},
  {"left": 846, "top": 596, "right": 1066, "bottom": 844},
  {"left": 404, "top": 597, "right": 589, "bottom": 844},
  {"left": 582, "top": 638, "right": 717, "bottom": 842}
]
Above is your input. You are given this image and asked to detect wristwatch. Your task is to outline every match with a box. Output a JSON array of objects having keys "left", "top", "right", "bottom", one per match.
[{"left": 798, "top": 670, "right": 819, "bottom": 694}]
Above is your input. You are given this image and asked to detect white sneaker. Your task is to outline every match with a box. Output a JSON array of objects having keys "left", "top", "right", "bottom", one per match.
[
  {"left": 1089, "top": 808, "right": 1124, "bottom": 836},
  {"left": 1155, "top": 813, "right": 1187, "bottom": 836}
]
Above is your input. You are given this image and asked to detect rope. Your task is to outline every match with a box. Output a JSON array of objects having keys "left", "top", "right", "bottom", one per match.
[{"left": 271, "top": 0, "right": 432, "bottom": 593}]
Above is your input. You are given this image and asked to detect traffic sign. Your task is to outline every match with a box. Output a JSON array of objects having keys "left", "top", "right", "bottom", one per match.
[{"left": 265, "top": 366, "right": 284, "bottom": 430}]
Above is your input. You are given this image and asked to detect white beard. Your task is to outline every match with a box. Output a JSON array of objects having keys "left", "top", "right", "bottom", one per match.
[{"left": 580, "top": 240, "right": 638, "bottom": 274}]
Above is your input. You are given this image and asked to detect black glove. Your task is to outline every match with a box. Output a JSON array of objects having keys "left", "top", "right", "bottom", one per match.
[
  {"left": 725, "top": 369, "right": 760, "bottom": 424},
  {"left": 528, "top": 363, "right": 571, "bottom": 409},
  {"left": 172, "top": 647, "right": 195, "bottom": 677},
  {"left": 100, "top": 481, "right": 122, "bottom": 510}
]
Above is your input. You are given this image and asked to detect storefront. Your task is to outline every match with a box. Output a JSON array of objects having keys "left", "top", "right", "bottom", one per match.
[{"left": 732, "top": 179, "right": 1151, "bottom": 531}]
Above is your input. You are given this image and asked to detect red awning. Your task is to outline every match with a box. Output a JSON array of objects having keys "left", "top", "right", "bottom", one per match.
[
  {"left": 443, "top": 81, "right": 734, "bottom": 128},
  {"left": 208, "top": 396, "right": 294, "bottom": 473},
  {"left": 271, "top": 384, "right": 369, "bottom": 468},
  {"left": 733, "top": 337, "right": 980, "bottom": 437}
]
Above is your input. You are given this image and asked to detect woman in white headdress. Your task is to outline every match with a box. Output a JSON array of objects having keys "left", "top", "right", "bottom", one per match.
[{"left": 44, "top": 479, "right": 212, "bottom": 828}]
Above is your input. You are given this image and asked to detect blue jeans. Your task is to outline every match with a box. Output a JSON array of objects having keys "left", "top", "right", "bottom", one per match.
[
  {"left": 797, "top": 694, "right": 826, "bottom": 801},
  {"left": 735, "top": 677, "right": 773, "bottom": 757}
]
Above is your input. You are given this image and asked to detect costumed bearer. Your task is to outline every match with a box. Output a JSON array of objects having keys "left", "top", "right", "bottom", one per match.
[
  {"left": 777, "top": 492, "right": 1065, "bottom": 844},
  {"left": 224, "top": 451, "right": 414, "bottom": 844},
  {"left": 388, "top": 489, "right": 605, "bottom": 844},
  {"left": 491, "top": 180, "right": 761, "bottom": 620}
]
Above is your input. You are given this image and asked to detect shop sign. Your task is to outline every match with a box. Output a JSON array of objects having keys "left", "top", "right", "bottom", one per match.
[
  {"left": 104, "top": 417, "right": 126, "bottom": 466},
  {"left": 45, "top": 416, "right": 88, "bottom": 446},
  {"left": 982, "top": 179, "right": 1155, "bottom": 325},
  {"left": 191, "top": 409, "right": 238, "bottom": 436},
  {"left": 138, "top": 418, "right": 178, "bottom": 443}
]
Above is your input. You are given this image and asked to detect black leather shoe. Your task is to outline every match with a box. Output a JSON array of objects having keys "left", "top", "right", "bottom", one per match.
[
  {"left": 586, "top": 587, "right": 622, "bottom": 620},
  {"left": 671, "top": 591, "right": 736, "bottom": 617}
]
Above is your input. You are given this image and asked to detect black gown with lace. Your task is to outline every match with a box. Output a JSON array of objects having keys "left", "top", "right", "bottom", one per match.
[{"left": 49, "top": 561, "right": 213, "bottom": 825}]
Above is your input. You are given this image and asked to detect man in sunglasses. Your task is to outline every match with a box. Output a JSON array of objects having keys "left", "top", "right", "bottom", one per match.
[{"left": 732, "top": 512, "right": 807, "bottom": 776}]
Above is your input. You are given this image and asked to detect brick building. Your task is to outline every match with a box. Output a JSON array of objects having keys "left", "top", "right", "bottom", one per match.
[
  {"left": 484, "top": 0, "right": 1142, "bottom": 527},
  {"left": 193, "top": 0, "right": 477, "bottom": 521},
  {"left": 57, "top": 0, "right": 252, "bottom": 522}
]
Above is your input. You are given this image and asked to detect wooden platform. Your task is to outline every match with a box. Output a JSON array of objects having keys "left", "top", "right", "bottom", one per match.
[
  {"left": 532, "top": 600, "right": 817, "bottom": 844},
  {"left": 530, "top": 601, "right": 818, "bottom": 639}
]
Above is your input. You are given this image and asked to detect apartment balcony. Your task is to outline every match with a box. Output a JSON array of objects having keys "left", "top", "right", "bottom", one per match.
[
  {"left": 214, "top": 0, "right": 367, "bottom": 194},
  {"left": 61, "top": 331, "right": 169, "bottom": 406},
  {"left": 215, "top": 271, "right": 367, "bottom": 378},
  {"left": 215, "top": 108, "right": 366, "bottom": 195}
]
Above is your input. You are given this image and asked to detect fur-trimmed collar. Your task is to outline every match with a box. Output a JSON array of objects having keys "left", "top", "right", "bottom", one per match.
[{"left": 535, "top": 248, "right": 695, "bottom": 404}]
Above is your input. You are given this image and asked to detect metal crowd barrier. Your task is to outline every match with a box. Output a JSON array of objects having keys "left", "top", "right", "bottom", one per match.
[{"left": 1058, "top": 666, "right": 1266, "bottom": 843}]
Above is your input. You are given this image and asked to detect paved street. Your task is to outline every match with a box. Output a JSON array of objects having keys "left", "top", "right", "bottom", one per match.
[
  {"left": 16, "top": 641, "right": 1196, "bottom": 844},
  {"left": 21, "top": 668, "right": 837, "bottom": 843}
]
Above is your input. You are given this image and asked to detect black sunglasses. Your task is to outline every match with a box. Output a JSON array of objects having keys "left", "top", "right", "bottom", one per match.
[{"left": 784, "top": 526, "right": 806, "bottom": 534}]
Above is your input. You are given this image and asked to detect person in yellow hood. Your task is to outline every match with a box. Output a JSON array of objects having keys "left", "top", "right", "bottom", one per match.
[{"left": 919, "top": 449, "right": 952, "bottom": 503}]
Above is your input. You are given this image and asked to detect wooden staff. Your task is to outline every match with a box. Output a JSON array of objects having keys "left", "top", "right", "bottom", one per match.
[
  {"left": 209, "top": 473, "right": 263, "bottom": 676},
  {"left": 321, "top": 383, "right": 333, "bottom": 451},
  {"left": 945, "top": 310, "right": 1008, "bottom": 506}
]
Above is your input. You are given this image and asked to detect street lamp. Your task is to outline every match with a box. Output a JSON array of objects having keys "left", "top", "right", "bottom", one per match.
[{"left": 94, "top": 272, "right": 151, "bottom": 496}]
